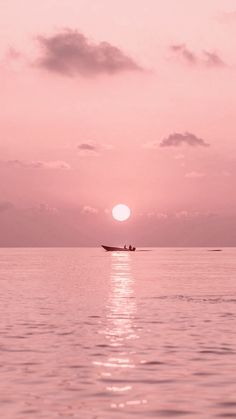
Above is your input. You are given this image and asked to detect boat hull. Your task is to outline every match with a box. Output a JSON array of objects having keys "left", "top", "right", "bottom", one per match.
[{"left": 102, "top": 245, "right": 136, "bottom": 252}]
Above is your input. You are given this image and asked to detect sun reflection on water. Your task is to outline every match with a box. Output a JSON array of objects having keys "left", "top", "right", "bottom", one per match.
[
  {"left": 106, "top": 252, "right": 137, "bottom": 347},
  {"left": 94, "top": 252, "right": 139, "bottom": 396}
]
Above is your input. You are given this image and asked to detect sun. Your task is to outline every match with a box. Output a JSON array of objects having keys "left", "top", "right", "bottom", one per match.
[{"left": 112, "top": 204, "right": 131, "bottom": 222}]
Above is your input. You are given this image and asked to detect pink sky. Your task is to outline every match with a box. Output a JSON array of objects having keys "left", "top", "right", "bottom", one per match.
[{"left": 1, "top": 0, "right": 236, "bottom": 246}]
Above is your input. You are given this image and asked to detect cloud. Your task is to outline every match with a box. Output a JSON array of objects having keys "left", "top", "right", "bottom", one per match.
[
  {"left": 160, "top": 132, "right": 209, "bottom": 148},
  {"left": 32, "top": 203, "right": 59, "bottom": 215},
  {"left": 2, "top": 160, "right": 71, "bottom": 169},
  {"left": 170, "top": 44, "right": 197, "bottom": 64},
  {"left": 2, "top": 47, "right": 26, "bottom": 71},
  {"left": 175, "top": 210, "right": 201, "bottom": 219},
  {"left": 77, "top": 141, "right": 113, "bottom": 155},
  {"left": 36, "top": 29, "right": 142, "bottom": 77},
  {"left": 79, "top": 143, "right": 96, "bottom": 151},
  {"left": 203, "top": 51, "right": 224, "bottom": 67},
  {"left": 185, "top": 171, "right": 206, "bottom": 178},
  {"left": 170, "top": 44, "right": 225, "bottom": 67},
  {"left": 6, "top": 47, "right": 22, "bottom": 61},
  {"left": 78, "top": 143, "right": 98, "bottom": 155},
  {"left": 0, "top": 201, "right": 14, "bottom": 212},
  {"left": 81, "top": 205, "right": 98, "bottom": 214}
]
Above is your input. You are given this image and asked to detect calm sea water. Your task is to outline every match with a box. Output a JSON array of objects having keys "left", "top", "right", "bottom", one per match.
[{"left": 0, "top": 247, "right": 236, "bottom": 418}]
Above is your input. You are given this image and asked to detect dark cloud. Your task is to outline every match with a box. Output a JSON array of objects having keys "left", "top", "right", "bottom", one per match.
[
  {"left": 0, "top": 201, "right": 14, "bottom": 212},
  {"left": 170, "top": 44, "right": 225, "bottom": 67},
  {"left": 78, "top": 143, "right": 97, "bottom": 151},
  {"left": 36, "top": 29, "right": 142, "bottom": 77},
  {"left": 77, "top": 142, "right": 99, "bottom": 156},
  {"left": 170, "top": 44, "right": 197, "bottom": 64},
  {"left": 160, "top": 132, "right": 209, "bottom": 148},
  {"left": 2, "top": 160, "right": 71, "bottom": 169},
  {"left": 77, "top": 141, "right": 113, "bottom": 155},
  {"left": 203, "top": 51, "right": 224, "bottom": 67}
]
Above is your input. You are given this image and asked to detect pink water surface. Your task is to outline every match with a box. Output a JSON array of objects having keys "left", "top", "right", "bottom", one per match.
[{"left": 0, "top": 247, "right": 236, "bottom": 418}]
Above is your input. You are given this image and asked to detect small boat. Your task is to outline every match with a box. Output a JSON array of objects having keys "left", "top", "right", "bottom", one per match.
[
  {"left": 102, "top": 245, "right": 136, "bottom": 252},
  {"left": 208, "top": 249, "right": 222, "bottom": 252}
]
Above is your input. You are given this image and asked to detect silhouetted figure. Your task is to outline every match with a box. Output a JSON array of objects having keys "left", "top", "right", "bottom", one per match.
[
  {"left": 124, "top": 244, "right": 127, "bottom": 249},
  {"left": 129, "top": 245, "right": 132, "bottom": 250}
]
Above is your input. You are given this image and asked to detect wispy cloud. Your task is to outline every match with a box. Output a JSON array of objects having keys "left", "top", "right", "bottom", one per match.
[
  {"left": 5, "top": 47, "right": 22, "bottom": 61},
  {"left": 160, "top": 132, "right": 209, "bottom": 148},
  {"left": 2, "top": 47, "right": 26, "bottom": 71},
  {"left": 202, "top": 51, "right": 224, "bottom": 67},
  {"left": 32, "top": 203, "right": 59, "bottom": 215},
  {"left": 35, "top": 29, "right": 142, "bottom": 77},
  {"left": 175, "top": 210, "right": 201, "bottom": 219},
  {"left": 170, "top": 44, "right": 225, "bottom": 67},
  {"left": 77, "top": 141, "right": 113, "bottom": 155},
  {"left": 77, "top": 143, "right": 98, "bottom": 155},
  {"left": 81, "top": 205, "right": 98, "bottom": 214},
  {"left": 170, "top": 44, "right": 197, "bottom": 64},
  {"left": 2, "top": 160, "right": 71, "bottom": 169},
  {"left": 78, "top": 143, "right": 96, "bottom": 151},
  {"left": 143, "top": 132, "right": 209, "bottom": 149}
]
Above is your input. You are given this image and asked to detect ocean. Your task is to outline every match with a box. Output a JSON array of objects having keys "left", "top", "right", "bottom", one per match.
[{"left": 0, "top": 247, "right": 236, "bottom": 418}]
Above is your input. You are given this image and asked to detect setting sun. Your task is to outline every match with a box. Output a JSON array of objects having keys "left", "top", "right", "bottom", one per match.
[{"left": 112, "top": 204, "right": 131, "bottom": 221}]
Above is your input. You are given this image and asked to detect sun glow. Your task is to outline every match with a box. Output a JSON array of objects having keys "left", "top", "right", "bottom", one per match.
[{"left": 112, "top": 204, "right": 131, "bottom": 222}]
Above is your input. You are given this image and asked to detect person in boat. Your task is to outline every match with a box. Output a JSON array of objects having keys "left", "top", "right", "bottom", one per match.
[
  {"left": 124, "top": 244, "right": 127, "bottom": 249},
  {"left": 129, "top": 244, "right": 132, "bottom": 250}
]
